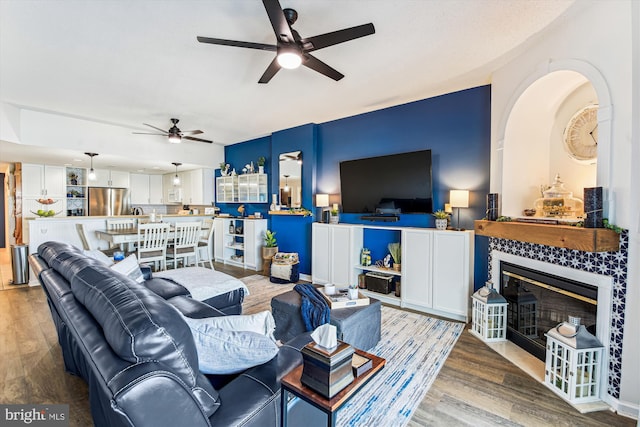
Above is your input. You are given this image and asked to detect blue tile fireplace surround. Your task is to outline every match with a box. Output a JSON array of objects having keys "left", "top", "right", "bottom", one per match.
[{"left": 487, "top": 231, "right": 629, "bottom": 398}]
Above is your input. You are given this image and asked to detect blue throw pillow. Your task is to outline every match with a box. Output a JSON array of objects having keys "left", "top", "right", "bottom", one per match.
[{"left": 183, "top": 316, "right": 279, "bottom": 375}]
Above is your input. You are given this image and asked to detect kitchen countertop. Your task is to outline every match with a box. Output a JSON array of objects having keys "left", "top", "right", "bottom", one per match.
[{"left": 27, "top": 214, "right": 217, "bottom": 220}]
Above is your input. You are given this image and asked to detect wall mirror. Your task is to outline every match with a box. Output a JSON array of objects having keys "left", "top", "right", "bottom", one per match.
[{"left": 279, "top": 151, "right": 302, "bottom": 208}]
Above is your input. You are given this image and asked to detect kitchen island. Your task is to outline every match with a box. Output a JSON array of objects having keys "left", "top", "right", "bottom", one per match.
[{"left": 25, "top": 214, "right": 216, "bottom": 285}]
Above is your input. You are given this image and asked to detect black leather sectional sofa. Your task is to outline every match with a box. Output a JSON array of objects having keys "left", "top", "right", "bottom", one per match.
[{"left": 29, "top": 241, "right": 311, "bottom": 427}]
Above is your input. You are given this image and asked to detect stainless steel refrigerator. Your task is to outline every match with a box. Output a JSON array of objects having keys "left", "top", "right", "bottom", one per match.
[{"left": 88, "top": 187, "right": 131, "bottom": 216}]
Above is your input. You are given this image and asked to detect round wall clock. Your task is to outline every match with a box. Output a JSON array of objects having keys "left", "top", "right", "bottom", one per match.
[{"left": 563, "top": 104, "right": 599, "bottom": 162}]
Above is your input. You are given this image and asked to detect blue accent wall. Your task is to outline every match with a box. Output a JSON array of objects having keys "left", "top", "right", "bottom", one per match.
[{"left": 219, "top": 85, "right": 491, "bottom": 289}]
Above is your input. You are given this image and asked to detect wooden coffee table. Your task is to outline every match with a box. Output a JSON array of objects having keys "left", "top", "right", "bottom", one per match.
[{"left": 280, "top": 349, "right": 385, "bottom": 427}]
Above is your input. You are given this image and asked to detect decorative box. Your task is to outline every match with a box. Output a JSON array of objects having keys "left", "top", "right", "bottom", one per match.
[{"left": 365, "top": 272, "right": 394, "bottom": 294}]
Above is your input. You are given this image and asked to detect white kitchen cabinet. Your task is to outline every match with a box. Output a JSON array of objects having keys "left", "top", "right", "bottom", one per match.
[
  {"left": 216, "top": 176, "right": 238, "bottom": 203},
  {"left": 92, "top": 169, "right": 129, "bottom": 188},
  {"left": 22, "top": 164, "right": 66, "bottom": 198},
  {"left": 184, "top": 168, "right": 214, "bottom": 205},
  {"left": 237, "top": 173, "right": 268, "bottom": 203},
  {"left": 164, "top": 168, "right": 213, "bottom": 205},
  {"left": 213, "top": 217, "right": 266, "bottom": 270},
  {"left": 130, "top": 174, "right": 164, "bottom": 204},
  {"left": 129, "top": 174, "right": 150, "bottom": 205},
  {"left": 148, "top": 175, "right": 163, "bottom": 204},
  {"left": 311, "top": 223, "right": 474, "bottom": 322},
  {"left": 311, "top": 223, "right": 362, "bottom": 287}
]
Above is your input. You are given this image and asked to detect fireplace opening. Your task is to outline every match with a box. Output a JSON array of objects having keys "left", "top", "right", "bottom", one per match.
[{"left": 499, "top": 261, "right": 598, "bottom": 361}]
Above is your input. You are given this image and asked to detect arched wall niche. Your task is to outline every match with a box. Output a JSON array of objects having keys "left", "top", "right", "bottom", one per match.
[{"left": 497, "top": 60, "right": 613, "bottom": 220}]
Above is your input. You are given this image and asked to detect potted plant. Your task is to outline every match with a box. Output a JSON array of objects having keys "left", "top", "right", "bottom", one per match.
[
  {"left": 388, "top": 242, "right": 401, "bottom": 271},
  {"left": 219, "top": 162, "right": 229, "bottom": 176},
  {"left": 262, "top": 230, "right": 278, "bottom": 274},
  {"left": 432, "top": 210, "right": 450, "bottom": 230},
  {"left": 329, "top": 207, "right": 339, "bottom": 224},
  {"left": 257, "top": 156, "right": 266, "bottom": 174}
]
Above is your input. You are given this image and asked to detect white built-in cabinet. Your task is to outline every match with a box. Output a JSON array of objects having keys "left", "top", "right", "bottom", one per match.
[
  {"left": 311, "top": 224, "right": 362, "bottom": 286},
  {"left": 213, "top": 217, "right": 267, "bottom": 270},
  {"left": 130, "top": 174, "right": 164, "bottom": 205},
  {"left": 311, "top": 223, "right": 474, "bottom": 322},
  {"left": 92, "top": 169, "right": 130, "bottom": 188},
  {"left": 216, "top": 173, "right": 268, "bottom": 203}
]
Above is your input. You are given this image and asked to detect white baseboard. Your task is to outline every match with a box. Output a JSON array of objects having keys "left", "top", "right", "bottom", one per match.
[
  {"left": 299, "top": 273, "right": 311, "bottom": 282},
  {"left": 604, "top": 394, "right": 639, "bottom": 420}
]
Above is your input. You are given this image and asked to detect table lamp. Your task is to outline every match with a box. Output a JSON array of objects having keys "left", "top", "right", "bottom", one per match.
[
  {"left": 315, "top": 194, "right": 330, "bottom": 223},
  {"left": 450, "top": 190, "right": 469, "bottom": 231}
]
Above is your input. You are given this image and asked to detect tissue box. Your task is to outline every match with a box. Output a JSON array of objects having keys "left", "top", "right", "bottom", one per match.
[{"left": 301, "top": 341, "right": 355, "bottom": 398}]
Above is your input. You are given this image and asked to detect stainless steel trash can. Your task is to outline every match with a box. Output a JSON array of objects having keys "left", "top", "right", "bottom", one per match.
[{"left": 11, "top": 244, "right": 29, "bottom": 285}]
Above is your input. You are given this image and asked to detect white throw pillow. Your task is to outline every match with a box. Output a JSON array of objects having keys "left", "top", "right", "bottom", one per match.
[
  {"left": 183, "top": 311, "right": 279, "bottom": 375},
  {"left": 110, "top": 254, "right": 144, "bottom": 284},
  {"left": 83, "top": 250, "right": 114, "bottom": 266}
]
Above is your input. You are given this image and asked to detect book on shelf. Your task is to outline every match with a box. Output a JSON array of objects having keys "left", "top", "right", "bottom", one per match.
[
  {"left": 302, "top": 341, "right": 355, "bottom": 368},
  {"left": 302, "top": 357, "right": 354, "bottom": 386},
  {"left": 352, "top": 353, "right": 373, "bottom": 377},
  {"left": 301, "top": 369, "right": 354, "bottom": 398}
]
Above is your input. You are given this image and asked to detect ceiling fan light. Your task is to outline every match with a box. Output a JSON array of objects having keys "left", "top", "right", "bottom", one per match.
[
  {"left": 168, "top": 134, "right": 181, "bottom": 144},
  {"left": 277, "top": 51, "right": 302, "bottom": 69}
]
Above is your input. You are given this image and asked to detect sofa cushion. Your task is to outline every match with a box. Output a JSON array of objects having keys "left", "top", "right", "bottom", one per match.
[
  {"left": 70, "top": 264, "right": 220, "bottom": 417},
  {"left": 183, "top": 315, "right": 279, "bottom": 375},
  {"left": 110, "top": 254, "right": 144, "bottom": 283}
]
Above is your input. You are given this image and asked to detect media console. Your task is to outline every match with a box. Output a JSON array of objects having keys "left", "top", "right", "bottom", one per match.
[{"left": 311, "top": 223, "right": 474, "bottom": 322}]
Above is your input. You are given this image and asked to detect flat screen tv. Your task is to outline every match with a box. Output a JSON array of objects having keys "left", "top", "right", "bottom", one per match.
[{"left": 339, "top": 150, "right": 433, "bottom": 214}]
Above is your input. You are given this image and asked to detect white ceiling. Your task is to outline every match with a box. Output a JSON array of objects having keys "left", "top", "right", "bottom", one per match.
[{"left": 0, "top": 0, "right": 577, "bottom": 173}]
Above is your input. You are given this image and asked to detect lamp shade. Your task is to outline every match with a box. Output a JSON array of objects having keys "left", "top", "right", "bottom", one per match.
[
  {"left": 450, "top": 190, "right": 469, "bottom": 208},
  {"left": 315, "top": 194, "right": 330, "bottom": 207}
]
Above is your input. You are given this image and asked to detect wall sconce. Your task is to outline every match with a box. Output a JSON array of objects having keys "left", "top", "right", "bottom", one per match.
[
  {"left": 450, "top": 190, "right": 469, "bottom": 231},
  {"left": 85, "top": 152, "right": 98, "bottom": 181},
  {"left": 172, "top": 162, "right": 182, "bottom": 185},
  {"left": 315, "top": 193, "right": 330, "bottom": 223}
]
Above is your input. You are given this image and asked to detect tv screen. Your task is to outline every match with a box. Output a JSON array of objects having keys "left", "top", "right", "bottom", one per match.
[{"left": 339, "top": 150, "right": 433, "bottom": 214}]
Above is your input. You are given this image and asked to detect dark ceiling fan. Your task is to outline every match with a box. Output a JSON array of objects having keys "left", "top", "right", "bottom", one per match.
[
  {"left": 132, "top": 118, "right": 213, "bottom": 144},
  {"left": 197, "top": 0, "right": 375, "bottom": 83}
]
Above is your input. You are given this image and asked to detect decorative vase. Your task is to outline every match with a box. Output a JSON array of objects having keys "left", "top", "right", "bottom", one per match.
[
  {"left": 270, "top": 194, "right": 277, "bottom": 211},
  {"left": 258, "top": 165, "right": 264, "bottom": 174},
  {"left": 435, "top": 218, "right": 447, "bottom": 230},
  {"left": 393, "top": 263, "right": 401, "bottom": 272},
  {"left": 330, "top": 214, "right": 339, "bottom": 224}
]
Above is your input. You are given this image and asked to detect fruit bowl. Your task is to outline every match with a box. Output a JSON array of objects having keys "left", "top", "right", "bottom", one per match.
[
  {"left": 36, "top": 198, "right": 58, "bottom": 205},
  {"left": 31, "top": 210, "right": 61, "bottom": 217}
]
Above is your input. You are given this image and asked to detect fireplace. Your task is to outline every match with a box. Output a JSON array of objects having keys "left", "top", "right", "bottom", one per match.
[{"left": 499, "top": 261, "right": 598, "bottom": 361}]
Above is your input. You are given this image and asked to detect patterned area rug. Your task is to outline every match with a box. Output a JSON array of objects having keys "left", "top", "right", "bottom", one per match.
[{"left": 240, "top": 275, "right": 464, "bottom": 427}]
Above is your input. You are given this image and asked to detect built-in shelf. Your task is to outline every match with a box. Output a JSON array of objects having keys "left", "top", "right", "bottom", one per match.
[
  {"left": 354, "top": 265, "right": 402, "bottom": 277},
  {"left": 474, "top": 220, "right": 620, "bottom": 252},
  {"left": 360, "top": 289, "right": 401, "bottom": 306},
  {"left": 269, "top": 211, "right": 308, "bottom": 216}
]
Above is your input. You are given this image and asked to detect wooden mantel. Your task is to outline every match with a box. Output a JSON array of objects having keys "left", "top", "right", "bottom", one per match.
[{"left": 474, "top": 220, "right": 620, "bottom": 252}]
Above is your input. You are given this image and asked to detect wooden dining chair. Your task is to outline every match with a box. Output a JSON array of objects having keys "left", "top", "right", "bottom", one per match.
[
  {"left": 166, "top": 221, "right": 202, "bottom": 269},
  {"left": 137, "top": 222, "right": 170, "bottom": 271},
  {"left": 76, "top": 223, "right": 119, "bottom": 256},
  {"left": 106, "top": 218, "right": 137, "bottom": 252},
  {"left": 197, "top": 219, "right": 215, "bottom": 269}
]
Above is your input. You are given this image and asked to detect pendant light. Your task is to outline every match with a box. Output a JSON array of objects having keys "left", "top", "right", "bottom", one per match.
[
  {"left": 85, "top": 152, "right": 98, "bottom": 181},
  {"left": 172, "top": 162, "right": 182, "bottom": 185}
]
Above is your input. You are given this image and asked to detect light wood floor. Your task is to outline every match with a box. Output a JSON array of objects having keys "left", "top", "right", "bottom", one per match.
[{"left": 0, "top": 260, "right": 634, "bottom": 427}]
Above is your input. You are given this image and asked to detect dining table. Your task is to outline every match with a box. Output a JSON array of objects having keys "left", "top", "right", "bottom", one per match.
[{"left": 95, "top": 223, "right": 212, "bottom": 246}]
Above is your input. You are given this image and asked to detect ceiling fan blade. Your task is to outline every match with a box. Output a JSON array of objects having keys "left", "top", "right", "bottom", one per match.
[
  {"left": 302, "top": 54, "right": 344, "bottom": 81},
  {"left": 262, "top": 0, "right": 295, "bottom": 43},
  {"left": 132, "top": 132, "right": 168, "bottom": 135},
  {"left": 180, "top": 130, "right": 204, "bottom": 136},
  {"left": 142, "top": 123, "right": 170, "bottom": 133},
  {"left": 301, "top": 23, "right": 375, "bottom": 52},
  {"left": 258, "top": 57, "right": 281, "bottom": 83},
  {"left": 197, "top": 36, "right": 276, "bottom": 52},
  {"left": 183, "top": 136, "right": 213, "bottom": 144}
]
